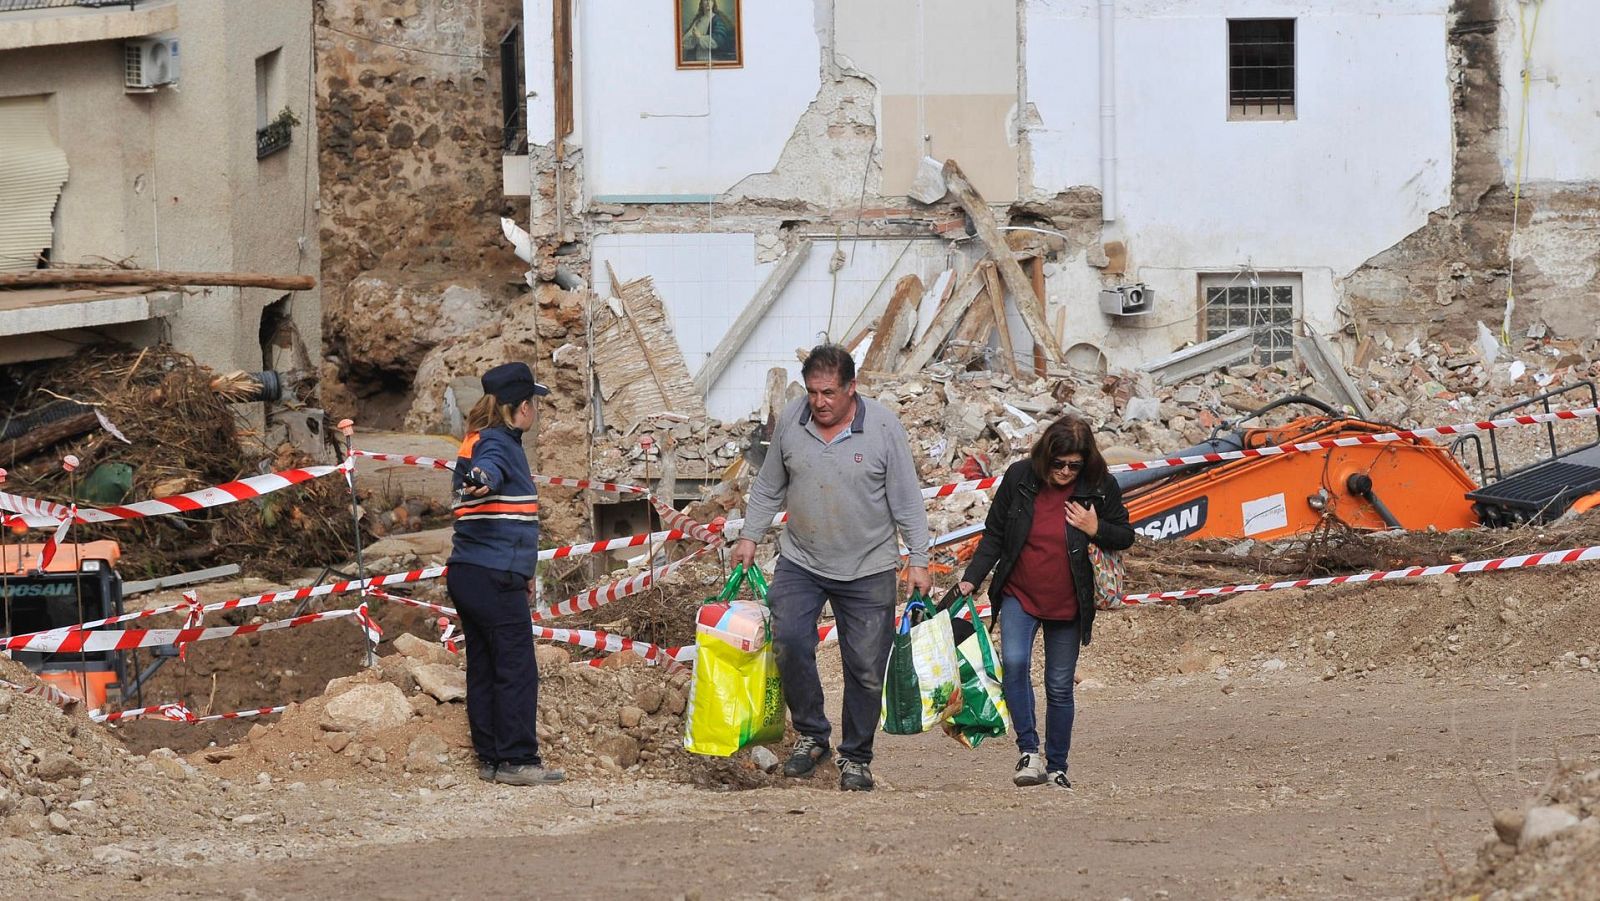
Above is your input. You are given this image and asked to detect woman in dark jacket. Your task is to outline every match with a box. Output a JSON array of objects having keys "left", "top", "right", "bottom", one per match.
[
  {"left": 956, "top": 416, "right": 1134, "bottom": 789},
  {"left": 447, "top": 362, "right": 564, "bottom": 787}
]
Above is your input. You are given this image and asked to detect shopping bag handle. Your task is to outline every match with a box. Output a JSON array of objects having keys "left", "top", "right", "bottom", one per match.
[
  {"left": 715, "top": 563, "right": 770, "bottom": 604},
  {"left": 898, "top": 593, "right": 931, "bottom": 634}
]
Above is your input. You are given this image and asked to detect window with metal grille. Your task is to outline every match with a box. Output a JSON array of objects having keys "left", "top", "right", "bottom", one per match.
[
  {"left": 1228, "top": 18, "right": 1295, "bottom": 120},
  {"left": 1201, "top": 275, "right": 1298, "bottom": 363}
]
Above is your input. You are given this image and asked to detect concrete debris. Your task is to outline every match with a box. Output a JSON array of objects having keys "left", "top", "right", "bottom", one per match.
[
  {"left": 320, "top": 683, "right": 414, "bottom": 735},
  {"left": 409, "top": 664, "right": 468, "bottom": 705}
]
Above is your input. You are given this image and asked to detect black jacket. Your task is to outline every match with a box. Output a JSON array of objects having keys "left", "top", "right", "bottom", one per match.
[{"left": 959, "top": 460, "right": 1135, "bottom": 646}]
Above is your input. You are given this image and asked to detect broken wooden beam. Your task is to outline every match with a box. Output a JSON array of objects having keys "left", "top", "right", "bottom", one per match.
[
  {"left": 941, "top": 160, "right": 1063, "bottom": 364},
  {"left": 900, "top": 265, "right": 988, "bottom": 373},
  {"left": 0, "top": 269, "right": 316, "bottom": 291},
  {"left": 982, "top": 263, "right": 1021, "bottom": 379},
  {"left": 1138, "top": 327, "right": 1252, "bottom": 385},
  {"left": 860, "top": 274, "right": 922, "bottom": 373},
  {"left": 693, "top": 239, "right": 812, "bottom": 395}
]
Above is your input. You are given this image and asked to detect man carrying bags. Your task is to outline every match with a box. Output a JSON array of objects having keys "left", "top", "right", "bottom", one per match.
[{"left": 730, "top": 344, "right": 932, "bottom": 792}]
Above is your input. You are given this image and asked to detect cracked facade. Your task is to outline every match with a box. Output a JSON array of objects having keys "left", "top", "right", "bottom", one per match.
[{"left": 507, "top": 0, "right": 1599, "bottom": 421}]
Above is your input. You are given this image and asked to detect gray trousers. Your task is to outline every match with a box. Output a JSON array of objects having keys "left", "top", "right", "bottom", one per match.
[{"left": 769, "top": 556, "right": 897, "bottom": 764}]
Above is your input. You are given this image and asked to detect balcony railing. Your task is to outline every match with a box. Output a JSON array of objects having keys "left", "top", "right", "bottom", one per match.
[{"left": 255, "top": 120, "right": 292, "bottom": 159}]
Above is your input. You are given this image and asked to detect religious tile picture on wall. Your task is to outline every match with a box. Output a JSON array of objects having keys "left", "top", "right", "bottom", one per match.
[{"left": 677, "top": 0, "right": 742, "bottom": 69}]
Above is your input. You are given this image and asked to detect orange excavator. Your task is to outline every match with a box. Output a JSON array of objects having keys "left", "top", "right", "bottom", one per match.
[
  {"left": 2, "top": 540, "right": 133, "bottom": 710},
  {"left": 1117, "top": 385, "right": 1600, "bottom": 541},
  {"left": 922, "top": 384, "right": 1600, "bottom": 578}
]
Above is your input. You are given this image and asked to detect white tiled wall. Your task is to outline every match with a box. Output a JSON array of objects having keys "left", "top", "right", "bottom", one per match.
[{"left": 593, "top": 234, "right": 968, "bottom": 420}]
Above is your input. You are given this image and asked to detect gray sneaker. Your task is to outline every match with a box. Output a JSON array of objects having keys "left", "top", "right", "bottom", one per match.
[
  {"left": 1048, "top": 770, "right": 1074, "bottom": 790},
  {"left": 783, "top": 736, "right": 831, "bottom": 778},
  {"left": 838, "top": 759, "right": 874, "bottom": 792},
  {"left": 478, "top": 761, "right": 497, "bottom": 782},
  {"left": 1013, "top": 753, "right": 1047, "bottom": 787},
  {"left": 495, "top": 763, "right": 566, "bottom": 786}
]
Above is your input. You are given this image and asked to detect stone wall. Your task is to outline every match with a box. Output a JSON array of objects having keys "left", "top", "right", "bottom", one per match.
[{"left": 315, "top": 0, "right": 530, "bottom": 418}]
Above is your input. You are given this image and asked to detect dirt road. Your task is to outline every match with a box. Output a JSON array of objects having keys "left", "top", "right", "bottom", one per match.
[{"left": 48, "top": 668, "right": 1598, "bottom": 901}]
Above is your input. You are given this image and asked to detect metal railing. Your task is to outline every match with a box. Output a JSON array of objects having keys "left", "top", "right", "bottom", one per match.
[{"left": 255, "top": 121, "right": 292, "bottom": 160}]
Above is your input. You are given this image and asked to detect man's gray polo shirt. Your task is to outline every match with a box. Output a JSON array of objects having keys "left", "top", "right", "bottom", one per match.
[{"left": 741, "top": 395, "right": 931, "bottom": 581}]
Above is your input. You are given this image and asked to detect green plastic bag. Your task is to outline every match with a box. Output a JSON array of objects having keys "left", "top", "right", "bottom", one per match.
[
  {"left": 881, "top": 593, "right": 963, "bottom": 735},
  {"left": 683, "top": 565, "right": 787, "bottom": 757},
  {"left": 942, "top": 591, "right": 1011, "bottom": 748}
]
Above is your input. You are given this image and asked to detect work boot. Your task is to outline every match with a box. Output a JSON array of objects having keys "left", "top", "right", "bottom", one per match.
[
  {"left": 782, "top": 735, "right": 831, "bottom": 777},
  {"left": 478, "top": 761, "right": 497, "bottom": 783},
  {"left": 495, "top": 763, "right": 566, "bottom": 786},
  {"left": 1048, "top": 770, "right": 1073, "bottom": 791},
  {"left": 838, "top": 759, "right": 874, "bottom": 792},
  {"left": 1012, "top": 752, "right": 1047, "bottom": 787}
]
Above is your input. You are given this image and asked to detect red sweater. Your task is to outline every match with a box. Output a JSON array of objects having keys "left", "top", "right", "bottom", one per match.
[{"left": 1003, "top": 480, "right": 1078, "bottom": 621}]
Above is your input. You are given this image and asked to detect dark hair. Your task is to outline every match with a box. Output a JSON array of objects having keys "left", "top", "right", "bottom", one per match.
[
  {"left": 801, "top": 343, "right": 856, "bottom": 386},
  {"left": 1029, "top": 416, "right": 1109, "bottom": 486}
]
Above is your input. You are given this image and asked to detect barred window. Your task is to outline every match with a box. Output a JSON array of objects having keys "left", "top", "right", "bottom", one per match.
[
  {"left": 1228, "top": 19, "right": 1295, "bottom": 120},
  {"left": 1202, "top": 276, "right": 1298, "bottom": 363}
]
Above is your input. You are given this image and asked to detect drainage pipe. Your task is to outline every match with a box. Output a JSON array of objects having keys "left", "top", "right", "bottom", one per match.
[{"left": 1099, "top": 0, "right": 1117, "bottom": 223}]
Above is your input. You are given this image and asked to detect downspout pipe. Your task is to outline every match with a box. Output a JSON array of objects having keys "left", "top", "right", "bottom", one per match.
[{"left": 1099, "top": 0, "right": 1117, "bottom": 223}]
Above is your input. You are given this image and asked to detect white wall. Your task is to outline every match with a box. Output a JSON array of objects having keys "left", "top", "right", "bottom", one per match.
[
  {"left": 575, "top": 0, "right": 821, "bottom": 200},
  {"left": 592, "top": 234, "right": 965, "bottom": 418},
  {"left": 1499, "top": 0, "right": 1600, "bottom": 183},
  {"left": 1026, "top": 0, "right": 1453, "bottom": 364}
]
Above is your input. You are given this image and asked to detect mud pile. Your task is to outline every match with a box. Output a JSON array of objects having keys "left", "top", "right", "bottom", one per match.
[{"left": 1428, "top": 763, "right": 1600, "bottom": 900}]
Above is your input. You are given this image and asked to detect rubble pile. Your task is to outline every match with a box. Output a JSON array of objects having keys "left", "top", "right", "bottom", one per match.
[
  {"left": 0, "top": 657, "right": 243, "bottom": 874},
  {"left": 1430, "top": 764, "right": 1600, "bottom": 900},
  {"left": 0, "top": 348, "right": 354, "bottom": 578},
  {"left": 589, "top": 334, "right": 1600, "bottom": 511},
  {"left": 207, "top": 634, "right": 770, "bottom": 790}
]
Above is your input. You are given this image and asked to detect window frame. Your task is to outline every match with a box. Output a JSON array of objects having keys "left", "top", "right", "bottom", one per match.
[
  {"left": 1197, "top": 272, "right": 1302, "bottom": 364},
  {"left": 1226, "top": 18, "right": 1296, "bottom": 122}
]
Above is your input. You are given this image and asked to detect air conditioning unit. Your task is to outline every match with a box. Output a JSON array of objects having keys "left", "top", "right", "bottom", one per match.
[
  {"left": 125, "top": 37, "right": 180, "bottom": 91},
  {"left": 1099, "top": 283, "right": 1155, "bottom": 318}
]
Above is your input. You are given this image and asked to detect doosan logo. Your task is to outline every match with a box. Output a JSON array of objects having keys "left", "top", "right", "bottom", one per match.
[
  {"left": 1133, "top": 498, "right": 1208, "bottom": 541},
  {"left": 0, "top": 582, "right": 74, "bottom": 599}
]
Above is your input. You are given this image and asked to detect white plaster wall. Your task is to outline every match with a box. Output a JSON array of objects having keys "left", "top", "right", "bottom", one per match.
[
  {"left": 1027, "top": 0, "right": 1452, "bottom": 367},
  {"left": 524, "top": 0, "right": 556, "bottom": 147},
  {"left": 592, "top": 234, "right": 964, "bottom": 418},
  {"left": 574, "top": 0, "right": 821, "bottom": 200},
  {"left": 1499, "top": 0, "right": 1600, "bottom": 183}
]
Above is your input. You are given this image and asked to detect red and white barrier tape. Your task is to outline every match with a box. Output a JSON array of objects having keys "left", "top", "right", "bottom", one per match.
[
  {"left": 350, "top": 451, "right": 651, "bottom": 496},
  {"left": 0, "top": 461, "right": 349, "bottom": 530},
  {"left": 539, "top": 527, "right": 699, "bottom": 561},
  {"left": 535, "top": 545, "right": 713, "bottom": 621},
  {"left": 1107, "top": 405, "right": 1600, "bottom": 474},
  {"left": 93, "top": 703, "right": 289, "bottom": 725},
  {"left": 3, "top": 608, "right": 358, "bottom": 654},
  {"left": 1117, "top": 544, "right": 1600, "bottom": 605},
  {"left": 93, "top": 703, "right": 195, "bottom": 724},
  {"left": 648, "top": 495, "right": 724, "bottom": 546},
  {"left": 367, "top": 588, "right": 458, "bottom": 618},
  {"left": 37, "top": 506, "right": 75, "bottom": 569},
  {"left": 0, "top": 678, "right": 78, "bottom": 709}
]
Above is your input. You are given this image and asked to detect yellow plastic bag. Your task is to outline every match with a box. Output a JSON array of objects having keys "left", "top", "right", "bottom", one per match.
[{"left": 683, "top": 566, "right": 786, "bottom": 757}]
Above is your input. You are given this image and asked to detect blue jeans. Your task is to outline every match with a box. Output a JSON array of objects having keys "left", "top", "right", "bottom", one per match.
[
  {"left": 769, "top": 557, "right": 897, "bottom": 764},
  {"left": 998, "top": 595, "right": 1081, "bottom": 773}
]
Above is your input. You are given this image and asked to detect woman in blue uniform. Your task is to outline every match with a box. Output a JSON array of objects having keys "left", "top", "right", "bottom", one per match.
[{"left": 448, "top": 362, "right": 564, "bottom": 786}]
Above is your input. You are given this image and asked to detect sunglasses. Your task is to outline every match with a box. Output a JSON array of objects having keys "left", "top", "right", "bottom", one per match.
[{"left": 1050, "top": 458, "right": 1084, "bottom": 472}]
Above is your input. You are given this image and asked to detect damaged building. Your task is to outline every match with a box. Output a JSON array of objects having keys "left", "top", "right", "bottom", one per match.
[
  {"left": 0, "top": 0, "right": 321, "bottom": 383},
  {"left": 507, "top": 0, "right": 1599, "bottom": 422}
]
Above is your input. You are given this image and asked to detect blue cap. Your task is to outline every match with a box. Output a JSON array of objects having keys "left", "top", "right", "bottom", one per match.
[{"left": 481, "top": 362, "right": 549, "bottom": 405}]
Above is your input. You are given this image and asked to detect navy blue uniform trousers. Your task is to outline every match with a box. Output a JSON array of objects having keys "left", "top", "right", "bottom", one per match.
[{"left": 446, "top": 562, "right": 542, "bottom": 766}]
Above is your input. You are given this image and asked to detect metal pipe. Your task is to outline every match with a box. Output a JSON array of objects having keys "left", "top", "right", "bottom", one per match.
[{"left": 1099, "top": 0, "right": 1117, "bottom": 223}]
